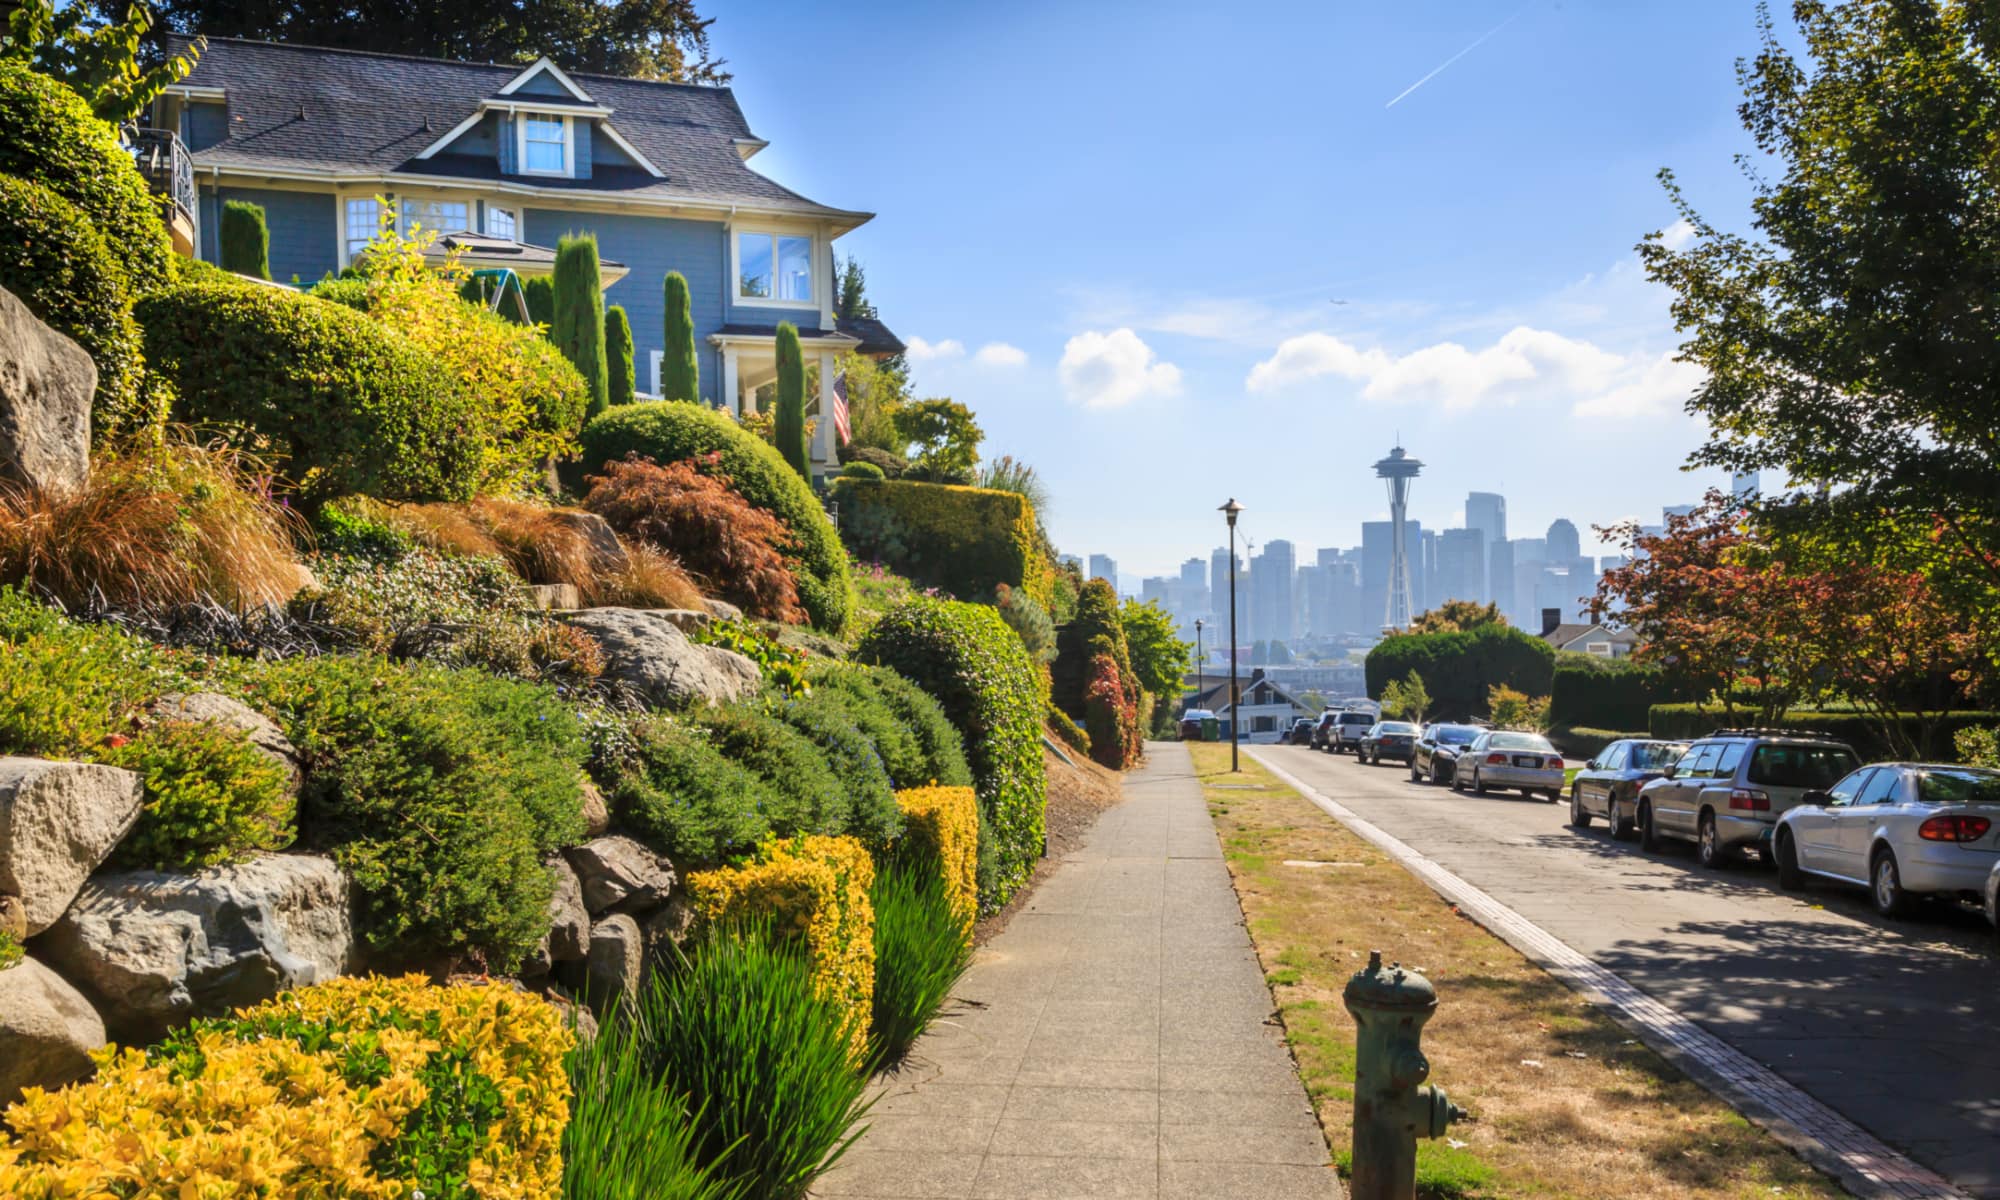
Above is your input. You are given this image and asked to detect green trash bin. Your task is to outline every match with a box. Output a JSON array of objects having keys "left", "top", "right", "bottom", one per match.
[{"left": 1200, "top": 717, "right": 1220, "bottom": 742}]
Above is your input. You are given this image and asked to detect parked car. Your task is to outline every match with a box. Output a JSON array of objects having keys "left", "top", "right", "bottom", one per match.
[
  {"left": 1566, "top": 739, "right": 1689, "bottom": 839},
  {"left": 1309, "top": 711, "right": 1343, "bottom": 750},
  {"left": 1358, "top": 721, "right": 1421, "bottom": 765},
  {"left": 1178, "top": 709, "right": 1214, "bottom": 741},
  {"left": 1327, "top": 711, "right": 1376, "bottom": 754},
  {"left": 1285, "top": 717, "right": 1318, "bottom": 745},
  {"left": 1635, "top": 730, "right": 1859, "bottom": 868},
  {"left": 1408, "top": 723, "right": 1483, "bottom": 785},
  {"left": 1986, "top": 859, "right": 2000, "bottom": 944},
  {"left": 1772, "top": 763, "right": 2000, "bottom": 917},
  {"left": 1449, "top": 730, "right": 1565, "bottom": 801}
]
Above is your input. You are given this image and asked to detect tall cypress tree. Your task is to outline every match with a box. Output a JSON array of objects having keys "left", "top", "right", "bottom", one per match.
[
  {"left": 605, "top": 304, "right": 635, "bottom": 406},
  {"left": 552, "top": 234, "right": 608, "bottom": 418},
  {"left": 774, "top": 321, "right": 809, "bottom": 479},
  {"left": 219, "top": 199, "right": 270, "bottom": 280},
  {"left": 660, "top": 269, "right": 699, "bottom": 402}
]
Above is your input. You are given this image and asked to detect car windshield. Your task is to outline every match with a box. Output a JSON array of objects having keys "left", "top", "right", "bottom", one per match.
[
  {"left": 1378, "top": 722, "right": 1418, "bottom": 735},
  {"left": 1917, "top": 768, "right": 2000, "bottom": 807},
  {"left": 1340, "top": 714, "right": 1372, "bottom": 724},
  {"left": 1627, "top": 743, "right": 1685, "bottom": 770},
  {"left": 1182, "top": 710, "right": 1212, "bottom": 720},
  {"left": 1489, "top": 732, "right": 1556, "bottom": 753},
  {"left": 1747, "top": 743, "right": 1858, "bottom": 789},
  {"left": 1429, "top": 725, "right": 1479, "bottom": 744}
]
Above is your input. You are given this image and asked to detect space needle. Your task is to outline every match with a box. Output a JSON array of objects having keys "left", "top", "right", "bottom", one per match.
[{"left": 1374, "top": 444, "right": 1423, "bottom": 630}]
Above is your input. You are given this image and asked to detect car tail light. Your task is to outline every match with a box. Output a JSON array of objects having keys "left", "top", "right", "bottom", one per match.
[
  {"left": 1486, "top": 753, "right": 1507, "bottom": 765},
  {"left": 1919, "top": 815, "right": 1993, "bottom": 842},
  {"left": 1729, "top": 788, "right": 1770, "bottom": 812},
  {"left": 1544, "top": 756, "right": 1563, "bottom": 769}
]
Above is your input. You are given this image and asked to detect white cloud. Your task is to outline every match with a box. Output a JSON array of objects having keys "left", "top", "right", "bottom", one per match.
[
  {"left": 974, "top": 342, "right": 1028, "bottom": 367},
  {"left": 905, "top": 336, "right": 965, "bottom": 361},
  {"left": 1660, "top": 218, "right": 1698, "bottom": 251},
  {"left": 1245, "top": 325, "right": 1625, "bottom": 411},
  {"left": 1059, "top": 328, "right": 1182, "bottom": 408},
  {"left": 1572, "top": 352, "right": 1704, "bottom": 419}
]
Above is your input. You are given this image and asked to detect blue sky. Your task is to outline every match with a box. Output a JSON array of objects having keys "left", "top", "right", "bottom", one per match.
[{"left": 711, "top": 0, "right": 1770, "bottom": 579}]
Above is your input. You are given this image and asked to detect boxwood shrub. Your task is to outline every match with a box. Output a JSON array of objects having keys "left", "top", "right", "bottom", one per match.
[
  {"left": 857, "top": 596, "right": 1045, "bottom": 908},
  {"left": 577, "top": 402, "right": 851, "bottom": 631},
  {"left": 831, "top": 477, "right": 1054, "bottom": 610},
  {"left": 774, "top": 690, "right": 901, "bottom": 850},
  {"left": 0, "top": 62, "right": 172, "bottom": 295},
  {"left": 138, "top": 280, "right": 480, "bottom": 502},
  {"left": 0, "top": 175, "right": 154, "bottom": 435}
]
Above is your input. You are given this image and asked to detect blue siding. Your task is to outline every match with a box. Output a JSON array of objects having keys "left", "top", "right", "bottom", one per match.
[
  {"left": 722, "top": 237, "right": 825, "bottom": 333},
  {"left": 202, "top": 187, "right": 339, "bottom": 284},
  {"left": 592, "top": 126, "right": 637, "bottom": 168},
  {"left": 496, "top": 113, "right": 516, "bottom": 174},
  {"left": 438, "top": 112, "right": 500, "bottom": 159},
  {"left": 183, "top": 101, "right": 228, "bottom": 151},
  {"left": 513, "top": 72, "right": 576, "bottom": 99},
  {"left": 574, "top": 121, "right": 592, "bottom": 180},
  {"left": 527, "top": 208, "right": 726, "bottom": 404}
]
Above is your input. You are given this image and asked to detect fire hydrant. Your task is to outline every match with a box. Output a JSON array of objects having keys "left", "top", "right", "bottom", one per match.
[{"left": 1343, "top": 950, "right": 1467, "bottom": 1200}]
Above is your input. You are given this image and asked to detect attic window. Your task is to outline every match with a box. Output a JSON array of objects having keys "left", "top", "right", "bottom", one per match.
[{"left": 519, "top": 114, "right": 572, "bottom": 176}]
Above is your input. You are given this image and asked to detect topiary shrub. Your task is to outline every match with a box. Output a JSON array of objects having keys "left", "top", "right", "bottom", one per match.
[
  {"left": 1366, "top": 624, "right": 1557, "bottom": 722},
  {"left": 138, "top": 279, "right": 479, "bottom": 502},
  {"left": 611, "top": 715, "right": 783, "bottom": 865},
  {"left": 837, "top": 443, "right": 907, "bottom": 478},
  {"left": 0, "top": 175, "right": 152, "bottom": 435},
  {"left": 857, "top": 596, "right": 1045, "bottom": 909},
  {"left": 1047, "top": 700, "right": 1090, "bottom": 756},
  {"left": 219, "top": 199, "right": 271, "bottom": 280},
  {"left": 102, "top": 719, "right": 296, "bottom": 871},
  {"left": 839, "top": 461, "right": 886, "bottom": 481},
  {"left": 832, "top": 478, "right": 1055, "bottom": 612},
  {"left": 806, "top": 660, "right": 971, "bottom": 791},
  {"left": 774, "top": 322, "right": 809, "bottom": 479},
  {"left": 0, "top": 61, "right": 172, "bottom": 295},
  {"left": 1052, "top": 578, "right": 1138, "bottom": 770},
  {"left": 605, "top": 303, "right": 635, "bottom": 407},
  {"left": 1083, "top": 652, "right": 1141, "bottom": 769},
  {"left": 774, "top": 690, "right": 901, "bottom": 850},
  {"left": 695, "top": 702, "right": 852, "bottom": 839},
  {"left": 891, "top": 785, "right": 979, "bottom": 936},
  {"left": 578, "top": 402, "right": 852, "bottom": 631}
]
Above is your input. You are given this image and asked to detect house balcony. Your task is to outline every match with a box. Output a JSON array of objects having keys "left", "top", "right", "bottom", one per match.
[{"left": 126, "top": 127, "right": 198, "bottom": 259}]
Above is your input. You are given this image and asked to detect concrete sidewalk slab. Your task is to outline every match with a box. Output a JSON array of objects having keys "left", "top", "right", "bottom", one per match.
[{"left": 817, "top": 741, "right": 1341, "bottom": 1200}]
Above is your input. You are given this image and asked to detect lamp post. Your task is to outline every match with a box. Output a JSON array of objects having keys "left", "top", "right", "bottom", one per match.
[
  {"left": 1220, "top": 498, "right": 1244, "bottom": 772},
  {"left": 1193, "top": 618, "right": 1205, "bottom": 718}
]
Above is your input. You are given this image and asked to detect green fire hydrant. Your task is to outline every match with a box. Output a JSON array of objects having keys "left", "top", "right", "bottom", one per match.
[{"left": 1343, "top": 950, "right": 1467, "bottom": 1200}]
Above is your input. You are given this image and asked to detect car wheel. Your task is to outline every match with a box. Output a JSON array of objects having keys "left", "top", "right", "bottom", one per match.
[
  {"left": 1569, "top": 785, "right": 1587, "bottom": 823},
  {"left": 1608, "top": 799, "right": 1633, "bottom": 842},
  {"left": 1697, "top": 812, "right": 1728, "bottom": 869},
  {"left": 1472, "top": 768, "right": 1488, "bottom": 796},
  {"left": 1431, "top": 761, "right": 1446, "bottom": 785},
  {"left": 1545, "top": 790, "right": 1561, "bottom": 804},
  {"left": 1639, "top": 802, "right": 1660, "bottom": 852},
  {"left": 1775, "top": 829, "right": 1805, "bottom": 891},
  {"left": 1409, "top": 761, "right": 1422, "bottom": 784},
  {"left": 1872, "top": 847, "right": 1911, "bottom": 918}
]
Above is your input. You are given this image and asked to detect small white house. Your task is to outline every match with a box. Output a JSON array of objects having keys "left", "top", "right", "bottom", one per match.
[
  {"left": 1185, "top": 669, "right": 1314, "bottom": 743},
  {"left": 1539, "top": 615, "right": 1640, "bottom": 659}
]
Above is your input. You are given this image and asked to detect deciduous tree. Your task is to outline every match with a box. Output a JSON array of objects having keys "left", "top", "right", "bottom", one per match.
[{"left": 4, "top": 0, "right": 201, "bottom": 122}]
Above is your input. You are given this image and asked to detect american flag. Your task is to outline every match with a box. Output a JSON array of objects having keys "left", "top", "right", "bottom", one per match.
[{"left": 830, "top": 368, "right": 852, "bottom": 445}]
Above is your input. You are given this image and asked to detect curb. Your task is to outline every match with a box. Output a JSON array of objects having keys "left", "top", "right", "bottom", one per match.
[{"left": 1248, "top": 746, "right": 1973, "bottom": 1200}]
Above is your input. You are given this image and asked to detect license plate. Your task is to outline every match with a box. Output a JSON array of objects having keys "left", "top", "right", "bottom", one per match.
[{"left": 1512, "top": 755, "right": 1542, "bottom": 768}]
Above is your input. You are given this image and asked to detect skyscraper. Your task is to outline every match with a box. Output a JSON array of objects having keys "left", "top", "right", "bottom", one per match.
[
  {"left": 1210, "top": 547, "right": 1239, "bottom": 609},
  {"left": 1437, "top": 528, "right": 1486, "bottom": 606},
  {"left": 1088, "top": 554, "right": 1118, "bottom": 587},
  {"left": 1465, "top": 492, "right": 1507, "bottom": 602},
  {"left": 1253, "top": 539, "right": 1297, "bottom": 644},
  {"left": 1373, "top": 445, "right": 1424, "bottom": 629},
  {"left": 1546, "top": 519, "right": 1581, "bottom": 562}
]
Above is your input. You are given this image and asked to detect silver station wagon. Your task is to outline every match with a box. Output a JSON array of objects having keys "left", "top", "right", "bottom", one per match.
[{"left": 1636, "top": 730, "right": 1859, "bottom": 868}]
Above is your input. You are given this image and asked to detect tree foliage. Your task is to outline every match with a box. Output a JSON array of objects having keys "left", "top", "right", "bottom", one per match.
[
  {"left": 552, "top": 234, "right": 608, "bottom": 420},
  {"left": 659, "top": 269, "right": 699, "bottom": 403},
  {"left": 774, "top": 321, "right": 809, "bottom": 479},
  {"left": 2, "top": 0, "right": 202, "bottom": 122},
  {"left": 1120, "top": 598, "right": 1189, "bottom": 699},
  {"left": 1379, "top": 671, "right": 1430, "bottom": 723},
  {"left": 1409, "top": 599, "right": 1506, "bottom": 634},
  {"left": 897, "top": 399, "right": 982, "bottom": 485},
  {"left": 603, "top": 303, "right": 633, "bottom": 407},
  {"left": 219, "top": 199, "right": 269, "bottom": 280}
]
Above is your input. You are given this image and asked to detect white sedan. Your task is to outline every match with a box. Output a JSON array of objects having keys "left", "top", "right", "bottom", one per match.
[
  {"left": 1449, "top": 730, "right": 1566, "bottom": 803},
  {"left": 1774, "top": 763, "right": 2000, "bottom": 917}
]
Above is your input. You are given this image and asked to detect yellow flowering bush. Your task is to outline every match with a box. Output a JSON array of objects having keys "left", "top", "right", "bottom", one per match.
[
  {"left": 688, "top": 834, "right": 875, "bottom": 1057},
  {"left": 0, "top": 975, "right": 572, "bottom": 1199},
  {"left": 895, "top": 786, "right": 979, "bottom": 937}
]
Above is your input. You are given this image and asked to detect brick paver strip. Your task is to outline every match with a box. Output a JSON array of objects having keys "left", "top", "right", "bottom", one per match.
[
  {"left": 816, "top": 742, "right": 1341, "bottom": 1200},
  {"left": 1248, "top": 746, "right": 1972, "bottom": 1200}
]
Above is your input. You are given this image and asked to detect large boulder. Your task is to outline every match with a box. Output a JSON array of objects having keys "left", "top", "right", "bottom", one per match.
[
  {"left": 521, "top": 855, "right": 590, "bottom": 979},
  {"left": 0, "top": 957, "right": 106, "bottom": 1104},
  {"left": 563, "top": 835, "right": 674, "bottom": 915},
  {"left": 0, "top": 284, "right": 93, "bottom": 495},
  {"left": 0, "top": 757, "right": 143, "bottom": 936},
  {"left": 37, "top": 853, "right": 352, "bottom": 1039},
  {"left": 578, "top": 779, "right": 611, "bottom": 839},
  {"left": 581, "top": 913, "right": 642, "bottom": 1014},
  {"left": 154, "top": 692, "right": 301, "bottom": 791},
  {"left": 546, "top": 509, "right": 629, "bottom": 576},
  {"left": 558, "top": 608, "right": 758, "bottom": 709}
]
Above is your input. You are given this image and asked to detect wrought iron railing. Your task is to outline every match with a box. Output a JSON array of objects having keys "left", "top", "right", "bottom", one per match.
[{"left": 126, "top": 127, "right": 197, "bottom": 233}]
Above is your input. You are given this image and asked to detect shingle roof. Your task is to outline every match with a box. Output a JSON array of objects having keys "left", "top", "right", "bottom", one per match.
[
  {"left": 836, "top": 314, "right": 906, "bottom": 356},
  {"left": 170, "top": 37, "right": 869, "bottom": 226}
]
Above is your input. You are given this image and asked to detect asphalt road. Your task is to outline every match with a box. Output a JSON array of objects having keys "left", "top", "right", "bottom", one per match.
[{"left": 1258, "top": 743, "right": 2000, "bottom": 1198}]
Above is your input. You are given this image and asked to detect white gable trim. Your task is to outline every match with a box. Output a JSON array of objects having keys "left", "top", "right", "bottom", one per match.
[
  {"left": 495, "top": 57, "right": 594, "bottom": 103},
  {"left": 414, "top": 110, "right": 488, "bottom": 160},
  {"left": 592, "top": 121, "right": 665, "bottom": 178}
]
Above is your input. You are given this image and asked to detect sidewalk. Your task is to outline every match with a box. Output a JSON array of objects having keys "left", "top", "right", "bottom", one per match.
[{"left": 817, "top": 741, "right": 1341, "bottom": 1200}]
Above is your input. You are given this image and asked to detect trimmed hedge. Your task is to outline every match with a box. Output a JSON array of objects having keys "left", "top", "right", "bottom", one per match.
[
  {"left": 832, "top": 478, "right": 1054, "bottom": 609},
  {"left": 857, "top": 597, "right": 1045, "bottom": 909},
  {"left": 219, "top": 200, "right": 271, "bottom": 280},
  {"left": 0, "top": 62, "right": 172, "bottom": 295},
  {"left": 612, "top": 715, "right": 783, "bottom": 865},
  {"left": 0, "top": 175, "right": 153, "bottom": 435},
  {"left": 893, "top": 786, "right": 979, "bottom": 936},
  {"left": 1550, "top": 654, "right": 1683, "bottom": 731},
  {"left": 1647, "top": 704, "right": 2000, "bottom": 761},
  {"left": 1550, "top": 726, "right": 1648, "bottom": 761},
  {"left": 695, "top": 702, "right": 855, "bottom": 839},
  {"left": 1366, "top": 624, "right": 1556, "bottom": 721},
  {"left": 775, "top": 690, "right": 902, "bottom": 850},
  {"left": 579, "top": 402, "right": 852, "bottom": 631},
  {"left": 138, "top": 280, "right": 480, "bottom": 501}
]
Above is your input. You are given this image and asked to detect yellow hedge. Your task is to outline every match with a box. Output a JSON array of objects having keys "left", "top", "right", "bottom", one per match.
[
  {"left": 0, "top": 975, "right": 571, "bottom": 1199},
  {"left": 895, "top": 786, "right": 979, "bottom": 936},
  {"left": 688, "top": 834, "right": 876, "bottom": 1057},
  {"left": 833, "top": 478, "right": 1054, "bottom": 610}
]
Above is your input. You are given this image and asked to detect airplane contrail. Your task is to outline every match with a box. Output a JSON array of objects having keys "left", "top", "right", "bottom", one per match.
[{"left": 1385, "top": 7, "right": 1525, "bottom": 109}]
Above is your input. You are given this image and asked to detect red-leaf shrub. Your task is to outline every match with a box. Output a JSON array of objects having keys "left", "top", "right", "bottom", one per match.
[
  {"left": 1083, "top": 652, "right": 1141, "bottom": 769},
  {"left": 583, "top": 454, "right": 805, "bottom": 623}
]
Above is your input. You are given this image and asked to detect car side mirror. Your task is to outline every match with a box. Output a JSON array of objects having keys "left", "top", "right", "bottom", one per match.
[
  {"left": 1802, "top": 789, "right": 1832, "bottom": 807},
  {"left": 1585, "top": 760, "right": 1599, "bottom": 770},
  {"left": 1662, "top": 766, "right": 1677, "bottom": 779}
]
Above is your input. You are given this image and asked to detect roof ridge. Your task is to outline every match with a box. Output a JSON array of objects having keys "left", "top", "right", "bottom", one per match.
[{"left": 180, "top": 34, "right": 736, "bottom": 96}]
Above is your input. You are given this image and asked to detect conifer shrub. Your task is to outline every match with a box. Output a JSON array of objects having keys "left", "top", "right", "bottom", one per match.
[
  {"left": 661, "top": 270, "right": 700, "bottom": 402},
  {"left": 525, "top": 274, "right": 556, "bottom": 326},
  {"left": 805, "top": 660, "right": 972, "bottom": 790},
  {"left": 774, "top": 322, "right": 809, "bottom": 479},
  {"left": 857, "top": 597, "right": 1045, "bottom": 908},
  {"left": 578, "top": 402, "right": 852, "bottom": 631},
  {"left": 612, "top": 715, "right": 783, "bottom": 866},
  {"left": 219, "top": 199, "right": 271, "bottom": 280},
  {"left": 695, "top": 703, "right": 852, "bottom": 838},
  {"left": 774, "top": 691, "right": 901, "bottom": 850},
  {"left": 553, "top": 234, "right": 609, "bottom": 418},
  {"left": 605, "top": 303, "right": 635, "bottom": 406},
  {"left": 102, "top": 719, "right": 296, "bottom": 871}
]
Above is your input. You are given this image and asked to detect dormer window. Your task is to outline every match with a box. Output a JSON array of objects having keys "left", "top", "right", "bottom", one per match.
[
  {"left": 519, "top": 114, "right": 572, "bottom": 176},
  {"left": 735, "top": 231, "right": 813, "bottom": 304}
]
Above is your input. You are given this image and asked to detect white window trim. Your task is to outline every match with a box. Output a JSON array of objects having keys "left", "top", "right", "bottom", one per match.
[
  {"left": 337, "top": 194, "right": 386, "bottom": 268},
  {"left": 485, "top": 203, "right": 519, "bottom": 240},
  {"left": 731, "top": 228, "right": 817, "bottom": 309},
  {"left": 496, "top": 57, "right": 595, "bottom": 103},
  {"left": 517, "top": 114, "right": 575, "bottom": 179}
]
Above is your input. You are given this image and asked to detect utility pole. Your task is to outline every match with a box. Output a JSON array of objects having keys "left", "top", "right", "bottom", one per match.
[{"left": 1220, "top": 498, "right": 1244, "bottom": 772}]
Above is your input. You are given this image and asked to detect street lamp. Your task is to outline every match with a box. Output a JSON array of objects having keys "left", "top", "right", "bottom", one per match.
[
  {"left": 1220, "top": 498, "right": 1244, "bottom": 772},
  {"left": 1193, "top": 618, "right": 1205, "bottom": 720}
]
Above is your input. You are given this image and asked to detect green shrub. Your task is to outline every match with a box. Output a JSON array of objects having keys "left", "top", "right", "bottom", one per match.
[
  {"left": 857, "top": 597, "right": 1045, "bottom": 909},
  {"left": 0, "top": 61, "right": 172, "bottom": 294},
  {"left": 695, "top": 703, "right": 852, "bottom": 840},
  {"left": 612, "top": 716, "right": 781, "bottom": 865},
  {"left": 836, "top": 444, "right": 906, "bottom": 478},
  {"left": 994, "top": 582, "right": 1056, "bottom": 664},
  {"left": 219, "top": 199, "right": 271, "bottom": 280},
  {"left": 0, "top": 588, "right": 181, "bottom": 758},
  {"left": 688, "top": 619, "right": 810, "bottom": 697},
  {"left": 313, "top": 496, "right": 414, "bottom": 561},
  {"left": 775, "top": 691, "right": 901, "bottom": 850},
  {"left": 137, "top": 280, "right": 479, "bottom": 502},
  {"left": 838, "top": 461, "right": 885, "bottom": 481},
  {"left": 553, "top": 234, "right": 609, "bottom": 419},
  {"left": 525, "top": 275, "right": 555, "bottom": 326},
  {"left": 1054, "top": 579, "right": 1140, "bottom": 768},
  {"left": 868, "top": 861, "right": 973, "bottom": 1070},
  {"left": 1551, "top": 727, "right": 1648, "bottom": 760},
  {"left": 578, "top": 403, "right": 851, "bottom": 631},
  {"left": 801, "top": 674, "right": 923, "bottom": 789},
  {"left": 660, "top": 270, "right": 699, "bottom": 403},
  {"left": 1047, "top": 699, "right": 1090, "bottom": 756},
  {"left": 0, "top": 175, "right": 152, "bottom": 436},
  {"left": 637, "top": 925, "right": 872, "bottom": 1200},
  {"left": 0, "top": 929, "right": 20, "bottom": 971},
  {"left": 1550, "top": 654, "right": 1683, "bottom": 731},
  {"left": 774, "top": 322, "right": 809, "bottom": 480},
  {"left": 831, "top": 478, "right": 1054, "bottom": 611},
  {"left": 605, "top": 304, "right": 635, "bottom": 408},
  {"left": 1366, "top": 624, "right": 1556, "bottom": 722},
  {"left": 1647, "top": 703, "right": 2000, "bottom": 761},
  {"left": 246, "top": 655, "right": 587, "bottom": 969},
  {"left": 102, "top": 719, "right": 295, "bottom": 871},
  {"left": 806, "top": 660, "right": 972, "bottom": 790}
]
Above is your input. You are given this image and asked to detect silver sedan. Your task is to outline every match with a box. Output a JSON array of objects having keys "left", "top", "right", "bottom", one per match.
[
  {"left": 1449, "top": 730, "right": 1566, "bottom": 803},
  {"left": 1774, "top": 763, "right": 2000, "bottom": 917}
]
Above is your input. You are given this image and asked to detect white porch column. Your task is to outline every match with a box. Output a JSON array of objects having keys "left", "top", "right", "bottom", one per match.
[
  {"left": 720, "top": 344, "right": 741, "bottom": 417},
  {"left": 814, "top": 349, "right": 838, "bottom": 472}
]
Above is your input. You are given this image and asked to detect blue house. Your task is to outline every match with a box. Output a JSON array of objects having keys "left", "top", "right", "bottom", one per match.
[{"left": 150, "top": 37, "right": 901, "bottom": 470}]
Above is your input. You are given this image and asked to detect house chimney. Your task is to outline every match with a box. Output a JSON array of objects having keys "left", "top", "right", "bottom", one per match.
[{"left": 1540, "top": 608, "right": 1562, "bottom": 636}]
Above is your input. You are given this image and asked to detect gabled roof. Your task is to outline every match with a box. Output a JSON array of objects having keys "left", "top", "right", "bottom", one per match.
[
  {"left": 1543, "top": 622, "right": 1638, "bottom": 647},
  {"left": 167, "top": 37, "right": 871, "bottom": 229}
]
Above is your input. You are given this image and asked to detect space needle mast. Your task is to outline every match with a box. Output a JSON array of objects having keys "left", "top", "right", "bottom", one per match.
[{"left": 1374, "top": 444, "right": 1424, "bottom": 631}]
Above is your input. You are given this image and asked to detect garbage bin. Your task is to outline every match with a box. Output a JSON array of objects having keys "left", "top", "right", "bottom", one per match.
[{"left": 1201, "top": 717, "right": 1221, "bottom": 743}]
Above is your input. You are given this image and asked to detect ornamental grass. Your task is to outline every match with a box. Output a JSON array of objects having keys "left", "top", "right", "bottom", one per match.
[{"left": 867, "top": 860, "right": 974, "bottom": 1070}]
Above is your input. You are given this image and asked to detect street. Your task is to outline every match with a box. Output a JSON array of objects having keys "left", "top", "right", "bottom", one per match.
[{"left": 1256, "top": 744, "right": 2000, "bottom": 1198}]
